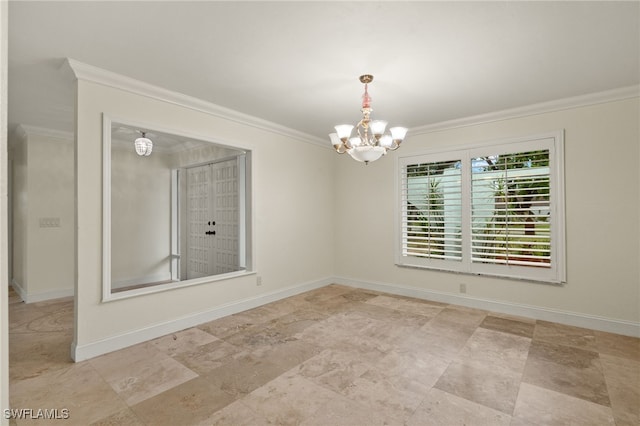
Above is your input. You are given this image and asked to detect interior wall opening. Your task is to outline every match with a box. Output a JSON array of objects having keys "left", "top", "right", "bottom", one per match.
[{"left": 105, "top": 117, "right": 252, "bottom": 299}]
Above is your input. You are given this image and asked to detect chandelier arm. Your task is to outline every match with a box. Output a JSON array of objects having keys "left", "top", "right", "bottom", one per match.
[
  {"left": 344, "top": 139, "right": 353, "bottom": 149},
  {"left": 356, "top": 123, "right": 364, "bottom": 143},
  {"left": 390, "top": 139, "right": 404, "bottom": 150},
  {"left": 329, "top": 74, "right": 406, "bottom": 163},
  {"left": 356, "top": 118, "right": 376, "bottom": 146},
  {"left": 383, "top": 140, "right": 400, "bottom": 151},
  {"left": 334, "top": 144, "right": 348, "bottom": 154},
  {"left": 356, "top": 126, "right": 369, "bottom": 146}
]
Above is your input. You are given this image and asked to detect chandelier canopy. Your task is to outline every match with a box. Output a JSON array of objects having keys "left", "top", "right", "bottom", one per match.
[
  {"left": 329, "top": 75, "right": 407, "bottom": 164},
  {"left": 134, "top": 131, "right": 153, "bottom": 156}
]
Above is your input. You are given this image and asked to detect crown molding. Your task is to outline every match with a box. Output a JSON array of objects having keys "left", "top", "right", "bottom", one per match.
[
  {"left": 410, "top": 85, "right": 640, "bottom": 135},
  {"left": 13, "top": 124, "right": 27, "bottom": 143},
  {"left": 61, "top": 58, "right": 638, "bottom": 144},
  {"left": 62, "top": 58, "right": 327, "bottom": 148},
  {"left": 18, "top": 124, "right": 74, "bottom": 142}
]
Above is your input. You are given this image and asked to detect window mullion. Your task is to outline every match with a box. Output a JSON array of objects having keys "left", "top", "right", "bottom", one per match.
[
  {"left": 460, "top": 152, "right": 472, "bottom": 273},
  {"left": 396, "top": 130, "right": 565, "bottom": 284}
]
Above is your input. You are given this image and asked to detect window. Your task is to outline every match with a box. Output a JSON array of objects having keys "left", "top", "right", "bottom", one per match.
[
  {"left": 104, "top": 116, "right": 253, "bottom": 301},
  {"left": 403, "top": 158, "right": 463, "bottom": 262},
  {"left": 397, "top": 132, "right": 565, "bottom": 283}
]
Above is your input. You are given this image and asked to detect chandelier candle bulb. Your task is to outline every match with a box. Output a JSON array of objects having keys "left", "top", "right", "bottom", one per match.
[{"left": 329, "top": 74, "right": 407, "bottom": 164}]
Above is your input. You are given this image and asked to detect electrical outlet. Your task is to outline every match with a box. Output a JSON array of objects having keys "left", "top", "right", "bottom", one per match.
[
  {"left": 459, "top": 283, "right": 467, "bottom": 294},
  {"left": 39, "top": 217, "right": 60, "bottom": 228},
  {"left": 256, "top": 276, "right": 262, "bottom": 286}
]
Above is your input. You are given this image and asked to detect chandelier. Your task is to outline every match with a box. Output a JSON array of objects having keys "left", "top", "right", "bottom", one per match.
[
  {"left": 329, "top": 75, "right": 407, "bottom": 164},
  {"left": 134, "top": 131, "right": 153, "bottom": 156}
]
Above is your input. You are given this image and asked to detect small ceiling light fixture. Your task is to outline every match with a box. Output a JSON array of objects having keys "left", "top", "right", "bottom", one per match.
[
  {"left": 329, "top": 74, "right": 407, "bottom": 164},
  {"left": 134, "top": 131, "right": 153, "bottom": 156}
]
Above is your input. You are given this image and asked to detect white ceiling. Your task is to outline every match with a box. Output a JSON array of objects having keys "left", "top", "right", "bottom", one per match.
[{"left": 8, "top": 1, "right": 639, "bottom": 142}]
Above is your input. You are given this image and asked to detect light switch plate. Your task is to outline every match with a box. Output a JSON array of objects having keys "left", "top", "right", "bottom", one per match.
[{"left": 39, "top": 217, "right": 60, "bottom": 228}]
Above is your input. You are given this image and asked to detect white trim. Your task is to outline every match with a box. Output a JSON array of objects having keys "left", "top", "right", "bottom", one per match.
[
  {"left": 102, "top": 115, "right": 255, "bottom": 301},
  {"left": 237, "top": 154, "right": 247, "bottom": 269},
  {"left": 1, "top": 3, "right": 8, "bottom": 419},
  {"left": 170, "top": 169, "right": 179, "bottom": 281},
  {"left": 102, "top": 115, "right": 112, "bottom": 302},
  {"left": 13, "top": 125, "right": 27, "bottom": 145},
  {"left": 71, "top": 274, "right": 639, "bottom": 361},
  {"left": 105, "top": 271, "right": 255, "bottom": 302},
  {"left": 10, "top": 279, "right": 26, "bottom": 303},
  {"left": 11, "top": 279, "right": 73, "bottom": 304},
  {"left": 62, "top": 58, "right": 327, "bottom": 148},
  {"left": 111, "top": 272, "right": 173, "bottom": 291},
  {"left": 334, "top": 276, "right": 640, "bottom": 338},
  {"left": 71, "top": 276, "right": 332, "bottom": 361},
  {"left": 17, "top": 124, "right": 73, "bottom": 142},
  {"left": 409, "top": 85, "right": 640, "bottom": 135},
  {"left": 396, "top": 131, "right": 565, "bottom": 284},
  {"left": 61, "top": 60, "right": 638, "bottom": 151}
]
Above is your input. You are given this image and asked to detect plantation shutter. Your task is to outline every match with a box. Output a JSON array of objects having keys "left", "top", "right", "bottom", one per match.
[
  {"left": 401, "top": 158, "right": 463, "bottom": 262},
  {"left": 470, "top": 149, "right": 551, "bottom": 268},
  {"left": 397, "top": 132, "right": 564, "bottom": 283}
]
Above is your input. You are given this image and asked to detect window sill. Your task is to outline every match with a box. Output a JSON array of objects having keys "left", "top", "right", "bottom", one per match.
[
  {"left": 102, "top": 269, "right": 256, "bottom": 302},
  {"left": 396, "top": 261, "right": 564, "bottom": 285}
]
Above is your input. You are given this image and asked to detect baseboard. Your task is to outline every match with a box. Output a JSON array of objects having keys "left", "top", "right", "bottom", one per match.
[
  {"left": 71, "top": 276, "right": 332, "bottom": 361},
  {"left": 69, "top": 273, "right": 640, "bottom": 361},
  {"left": 10, "top": 279, "right": 26, "bottom": 302},
  {"left": 10, "top": 279, "right": 73, "bottom": 304},
  {"left": 334, "top": 276, "right": 640, "bottom": 338}
]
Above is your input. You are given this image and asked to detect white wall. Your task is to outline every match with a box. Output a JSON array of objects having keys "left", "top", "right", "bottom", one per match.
[
  {"left": 334, "top": 97, "right": 640, "bottom": 333},
  {"left": 110, "top": 138, "right": 243, "bottom": 289},
  {"left": 28, "top": 59, "right": 635, "bottom": 364},
  {"left": 73, "top": 77, "right": 335, "bottom": 360},
  {"left": 110, "top": 144, "right": 172, "bottom": 288},
  {"left": 27, "top": 131, "right": 74, "bottom": 297},
  {"left": 1, "top": 0, "right": 10, "bottom": 419},
  {"left": 9, "top": 129, "right": 26, "bottom": 292},
  {"left": 10, "top": 126, "right": 74, "bottom": 302},
  {"left": 170, "top": 142, "right": 240, "bottom": 169}
]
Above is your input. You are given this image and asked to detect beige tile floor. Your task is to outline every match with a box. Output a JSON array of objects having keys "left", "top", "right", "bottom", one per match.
[{"left": 7, "top": 284, "right": 640, "bottom": 425}]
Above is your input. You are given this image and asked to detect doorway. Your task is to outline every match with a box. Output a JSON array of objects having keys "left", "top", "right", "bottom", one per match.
[{"left": 184, "top": 155, "right": 245, "bottom": 280}]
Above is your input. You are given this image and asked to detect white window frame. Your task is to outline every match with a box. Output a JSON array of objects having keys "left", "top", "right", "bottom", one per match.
[
  {"left": 396, "top": 131, "right": 566, "bottom": 284},
  {"left": 102, "top": 114, "right": 255, "bottom": 302}
]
